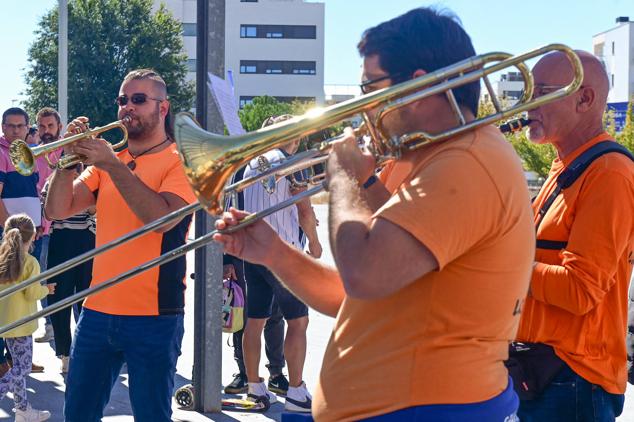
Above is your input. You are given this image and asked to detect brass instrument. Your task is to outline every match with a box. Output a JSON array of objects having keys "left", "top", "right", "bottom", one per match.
[
  {"left": 0, "top": 44, "right": 583, "bottom": 335},
  {"left": 175, "top": 44, "right": 583, "bottom": 215},
  {"left": 9, "top": 117, "right": 130, "bottom": 176}
]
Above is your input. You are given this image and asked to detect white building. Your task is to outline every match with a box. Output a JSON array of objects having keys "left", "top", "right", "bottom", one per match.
[
  {"left": 155, "top": 0, "right": 325, "bottom": 109},
  {"left": 480, "top": 71, "right": 524, "bottom": 106},
  {"left": 593, "top": 16, "right": 633, "bottom": 129},
  {"left": 324, "top": 84, "right": 359, "bottom": 105}
]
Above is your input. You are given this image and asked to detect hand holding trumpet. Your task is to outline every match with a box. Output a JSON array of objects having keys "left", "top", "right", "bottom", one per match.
[{"left": 64, "top": 117, "right": 119, "bottom": 171}]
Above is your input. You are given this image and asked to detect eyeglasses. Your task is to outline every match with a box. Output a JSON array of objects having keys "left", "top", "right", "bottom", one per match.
[
  {"left": 115, "top": 93, "right": 165, "bottom": 107},
  {"left": 359, "top": 73, "right": 404, "bottom": 94},
  {"left": 2, "top": 123, "right": 27, "bottom": 130},
  {"left": 521, "top": 84, "right": 585, "bottom": 99}
]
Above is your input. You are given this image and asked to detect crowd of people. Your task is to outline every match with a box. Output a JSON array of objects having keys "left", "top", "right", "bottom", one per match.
[{"left": 0, "top": 5, "right": 631, "bottom": 422}]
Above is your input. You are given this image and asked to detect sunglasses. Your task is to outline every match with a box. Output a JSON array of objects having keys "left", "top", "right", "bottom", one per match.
[{"left": 115, "top": 93, "right": 165, "bottom": 107}]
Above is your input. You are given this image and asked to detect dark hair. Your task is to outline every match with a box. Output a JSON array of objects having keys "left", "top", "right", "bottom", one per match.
[
  {"left": 27, "top": 126, "right": 38, "bottom": 137},
  {"left": 357, "top": 7, "right": 480, "bottom": 116},
  {"left": 122, "top": 68, "right": 173, "bottom": 139},
  {"left": 36, "top": 107, "right": 61, "bottom": 125},
  {"left": 0, "top": 214, "right": 35, "bottom": 283},
  {"left": 2, "top": 107, "right": 29, "bottom": 125}
]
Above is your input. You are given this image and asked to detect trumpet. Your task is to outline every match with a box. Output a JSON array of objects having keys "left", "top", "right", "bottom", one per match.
[{"left": 9, "top": 117, "right": 130, "bottom": 176}]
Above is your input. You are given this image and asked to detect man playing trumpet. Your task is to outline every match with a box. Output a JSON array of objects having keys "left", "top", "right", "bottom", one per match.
[{"left": 46, "top": 69, "right": 196, "bottom": 422}]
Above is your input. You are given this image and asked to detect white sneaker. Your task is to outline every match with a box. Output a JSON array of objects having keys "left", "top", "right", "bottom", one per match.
[
  {"left": 60, "top": 356, "right": 70, "bottom": 374},
  {"left": 14, "top": 404, "right": 50, "bottom": 422},
  {"left": 247, "top": 380, "right": 277, "bottom": 405},
  {"left": 284, "top": 381, "right": 312, "bottom": 413},
  {"left": 34, "top": 325, "right": 54, "bottom": 343}
]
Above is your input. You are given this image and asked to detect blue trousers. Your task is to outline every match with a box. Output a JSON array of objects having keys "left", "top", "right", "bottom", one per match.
[
  {"left": 281, "top": 377, "right": 519, "bottom": 422},
  {"left": 64, "top": 309, "right": 184, "bottom": 422},
  {"left": 518, "top": 363, "right": 624, "bottom": 422}
]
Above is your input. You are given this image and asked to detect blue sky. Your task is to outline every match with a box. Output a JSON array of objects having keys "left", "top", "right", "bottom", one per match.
[{"left": 0, "top": 0, "right": 630, "bottom": 112}]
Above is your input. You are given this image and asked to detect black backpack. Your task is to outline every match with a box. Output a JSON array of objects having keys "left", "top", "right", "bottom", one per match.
[{"left": 535, "top": 140, "right": 634, "bottom": 249}]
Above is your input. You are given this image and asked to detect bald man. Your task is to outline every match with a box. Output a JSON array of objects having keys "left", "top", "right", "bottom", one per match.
[{"left": 515, "top": 51, "right": 634, "bottom": 421}]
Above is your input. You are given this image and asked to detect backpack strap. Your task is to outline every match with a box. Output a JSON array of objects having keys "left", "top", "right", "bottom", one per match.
[{"left": 536, "top": 141, "right": 634, "bottom": 250}]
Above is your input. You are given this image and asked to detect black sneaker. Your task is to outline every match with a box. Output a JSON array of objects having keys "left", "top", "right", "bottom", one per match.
[
  {"left": 224, "top": 373, "right": 248, "bottom": 394},
  {"left": 268, "top": 373, "right": 289, "bottom": 396}
]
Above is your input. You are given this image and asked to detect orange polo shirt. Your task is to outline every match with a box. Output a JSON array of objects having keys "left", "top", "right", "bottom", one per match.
[
  {"left": 78, "top": 144, "right": 197, "bottom": 316},
  {"left": 312, "top": 125, "right": 535, "bottom": 421},
  {"left": 516, "top": 133, "right": 634, "bottom": 394}
]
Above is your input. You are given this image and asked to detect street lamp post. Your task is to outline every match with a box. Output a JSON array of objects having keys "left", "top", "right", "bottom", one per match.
[{"left": 58, "top": 0, "right": 68, "bottom": 125}]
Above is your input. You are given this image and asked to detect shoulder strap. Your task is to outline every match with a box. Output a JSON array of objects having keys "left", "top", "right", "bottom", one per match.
[{"left": 535, "top": 141, "right": 634, "bottom": 249}]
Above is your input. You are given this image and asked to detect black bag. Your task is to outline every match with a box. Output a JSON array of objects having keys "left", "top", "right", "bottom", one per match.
[{"left": 505, "top": 342, "right": 565, "bottom": 401}]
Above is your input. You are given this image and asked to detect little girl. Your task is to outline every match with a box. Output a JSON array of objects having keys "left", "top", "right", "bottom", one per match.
[{"left": 0, "top": 214, "right": 54, "bottom": 421}]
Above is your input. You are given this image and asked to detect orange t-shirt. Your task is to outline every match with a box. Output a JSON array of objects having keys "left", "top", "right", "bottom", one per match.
[
  {"left": 516, "top": 133, "right": 634, "bottom": 394},
  {"left": 78, "top": 144, "right": 197, "bottom": 316},
  {"left": 312, "top": 125, "right": 535, "bottom": 421}
]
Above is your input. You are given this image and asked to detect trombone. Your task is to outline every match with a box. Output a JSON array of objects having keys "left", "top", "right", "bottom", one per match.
[
  {"left": 0, "top": 44, "right": 583, "bottom": 335},
  {"left": 9, "top": 117, "right": 130, "bottom": 176},
  {"left": 176, "top": 43, "right": 582, "bottom": 215}
]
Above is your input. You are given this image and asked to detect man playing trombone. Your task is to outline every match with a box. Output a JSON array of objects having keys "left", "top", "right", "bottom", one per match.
[
  {"left": 45, "top": 69, "right": 196, "bottom": 422},
  {"left": 214, "top": 7, "right": 534, "bottom": 421}
]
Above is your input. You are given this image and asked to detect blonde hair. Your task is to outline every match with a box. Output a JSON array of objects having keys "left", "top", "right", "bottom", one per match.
[{"left": 0, "top": 214, "right": 35, "bottom": 283}]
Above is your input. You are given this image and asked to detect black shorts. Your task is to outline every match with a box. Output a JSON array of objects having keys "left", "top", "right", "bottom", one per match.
[{"left": 244, "top": 262, "right": 308, "bottom": 320}]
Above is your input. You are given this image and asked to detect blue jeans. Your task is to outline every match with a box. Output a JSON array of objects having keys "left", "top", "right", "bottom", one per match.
[
  {"left": 518, "top": 363, "right": 624, "bottom": 421},
  {"left": 362, "top": 377, "right": 518, "bottom": 421},
  {"left": 64, "top": 309, "right": 184, "bottom": 422}
]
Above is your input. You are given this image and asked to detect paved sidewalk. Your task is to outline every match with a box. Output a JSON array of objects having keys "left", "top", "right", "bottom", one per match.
[{"left": 0, "top": 204, "right": 632, "bottom": 421}]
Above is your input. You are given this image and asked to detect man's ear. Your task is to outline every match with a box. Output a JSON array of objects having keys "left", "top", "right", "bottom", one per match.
[
  {"left": 576, "top": 86, "right": 595, "bottom": 113},
  {"left": 412, "top": 69, "right": 427, "bottom": 79}
]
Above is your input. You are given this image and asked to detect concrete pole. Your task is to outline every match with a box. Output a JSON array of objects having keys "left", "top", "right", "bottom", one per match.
[
  {"left": 58, "top": 0, "right": 68, "bottom": 125},
  {"left": 193, "top": 0, "right": 225, "bottom": 413}
]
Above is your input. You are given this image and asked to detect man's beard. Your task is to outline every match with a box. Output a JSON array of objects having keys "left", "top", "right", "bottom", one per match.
[
  {"left": 126, "top": 106, "right": 161, "bottom": 140},
  {"left": 40, "top": 132, "right": 59, "bottom": 144}
]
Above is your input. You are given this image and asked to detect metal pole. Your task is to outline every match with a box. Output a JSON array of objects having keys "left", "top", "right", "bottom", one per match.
[
  {"left": 58, "top": 0, "right": 68, "bottom": 125},
  {"left": 194, "top": 0, "right": 225, "bottom": 413}
]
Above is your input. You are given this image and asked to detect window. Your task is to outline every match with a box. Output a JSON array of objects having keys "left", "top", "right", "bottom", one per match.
[
  {"left": 612, "top": 74, "right": 615, "bottom": 88},
  {"left": 240, "top": 63, "right": 257, "bottom": 73},
  {"left": 239, "top": 60, "right": 316, "bottom": 75},
  {"left": 612, "top": 41, "right": 615, "bottom": 55},
  {"left": 182, "top": 23, "right": 196, "bottom": 37},
  {"left": 240, "top": 25, "right": 257, "bottom": 38},
  {"left": 241, "top": 0, "right": 258, "bottom": 2},
  {"left": 239, "top": 24, "right": 316, "bottom": 39},
  {"left": 502, "top": 90, "right": 523, "bottom": 99},
  {"left": 239, "top": 97, "right": 255, "bottom": 108},
  {"left": 187, "top": 59, "right": 196, "bottom": 72}
]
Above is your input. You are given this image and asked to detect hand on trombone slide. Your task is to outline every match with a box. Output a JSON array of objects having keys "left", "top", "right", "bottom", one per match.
[
  {"left": 214, "top": 208, "right": 282, "bottom": 268},
  {"left": 325, "top": 127, "right": 376, "bottom": 190}
]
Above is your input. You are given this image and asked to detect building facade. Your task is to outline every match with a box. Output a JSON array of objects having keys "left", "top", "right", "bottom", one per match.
[
  {"left": 154, "top": 0, "right": 325, "bottom": 109},
  {"left": 480, "top": 71, "right": 524, "bottom": 107},
  {"left": 593, "top": 16, "right": 634, "bottom": 130}
]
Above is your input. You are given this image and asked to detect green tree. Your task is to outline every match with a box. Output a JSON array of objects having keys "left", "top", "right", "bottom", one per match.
[
  {"left": 24, "top": 0, "right": 194, "bottom": 127},
  {"left": 479, "top": 99, "right": 555, "bottom": 178},
  {"left": 614, "top": 98, "right": 634, "bottom": 153},
  {"left": 238, "top": 96, "right": 294, "bottom": 132}
]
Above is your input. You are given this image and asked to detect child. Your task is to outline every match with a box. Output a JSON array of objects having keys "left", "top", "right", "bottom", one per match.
[{"left": 0, "top": 214, "right": 54, "bottom": 421}]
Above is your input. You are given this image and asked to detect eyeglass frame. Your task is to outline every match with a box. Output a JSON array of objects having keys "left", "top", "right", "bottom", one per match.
[
  {"left": 520, "top": 84, "right": 586, "bottom": 99},
  {"left": 114, "top": 93, "right": 166, "bottom": 107},
  {"left": 359, "top": 72, "right": 405, "bottom": 94},
  {"left": 2, "top": 123, "right": 28, "bottom": 130}
]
